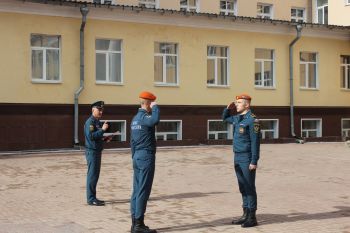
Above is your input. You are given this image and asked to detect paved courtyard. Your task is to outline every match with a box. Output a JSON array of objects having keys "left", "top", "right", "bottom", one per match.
[{"left": 0, "top": 143, "right": 349, "bottom": 233}]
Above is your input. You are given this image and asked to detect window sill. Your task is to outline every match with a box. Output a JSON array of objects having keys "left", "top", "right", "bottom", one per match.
[
  {"left": 31, "top": 80, "right": 62, "bottom": 84},
  {"left": 96, "top": 81, "right": 124, "bottom": 86},
  {"left": 154, "top": 83, "right": 179, "bottom": 87},
  {"left": 254, "top": 86, "right": 276, "bottom": 90},
  {"left": 207, "top": 85, "right": 230, "bottom": 88},
  {"left": 341, "top": 88, "right": 350, "bottom": 92},
  {"left": 299, "top": 87, "right": 319, "bottom": 91}
]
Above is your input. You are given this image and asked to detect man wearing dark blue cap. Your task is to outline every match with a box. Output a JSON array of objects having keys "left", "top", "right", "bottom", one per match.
[{"left": 84, "top": 100, "right": 110, "bottom": 206}]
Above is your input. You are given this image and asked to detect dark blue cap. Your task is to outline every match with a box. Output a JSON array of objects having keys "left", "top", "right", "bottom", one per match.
[{"left": 91, "top": 101, "right": 104, "bottom": 109}]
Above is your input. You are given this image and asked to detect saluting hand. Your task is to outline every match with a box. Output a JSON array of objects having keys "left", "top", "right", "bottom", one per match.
[
  {"left": 227, "top": 102, "right": 236, "bottom": 109},
  {"left": 102, "top": 121, "right": 109, "bottom": 131},
  {"left": 150, "top": 102, "right": 157, "bottom": 108}
]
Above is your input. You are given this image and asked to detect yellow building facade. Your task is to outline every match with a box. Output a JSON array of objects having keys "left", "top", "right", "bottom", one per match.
[{"left": 0, "top": 0, "right": 349, "bottom": 150}]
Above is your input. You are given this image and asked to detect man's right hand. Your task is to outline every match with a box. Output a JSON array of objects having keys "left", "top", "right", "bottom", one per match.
[
  {"left": 227, "top": 102, "right": 236, "bottom": 109},
  {"left": 102, "top": 121, "right": 109, "bottom": 131},
  {"left": 150, "top": 102, "right": 157, "bottom": 108}
]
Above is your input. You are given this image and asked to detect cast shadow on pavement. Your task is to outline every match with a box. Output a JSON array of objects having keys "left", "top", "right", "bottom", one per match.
[
  {"left": 105, "top": 191, "right": 228, "bottom": 204},
  {"left": 156, "top": 206, "right": 350, "bottom": 232}
]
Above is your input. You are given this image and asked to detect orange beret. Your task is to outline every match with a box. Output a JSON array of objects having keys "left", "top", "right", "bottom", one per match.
[
  {"left": 139, "top": 91, "right": 156, "bottom": 101},
  {"left": 236, "top": 94, "right": 251, "bottom": 101}
]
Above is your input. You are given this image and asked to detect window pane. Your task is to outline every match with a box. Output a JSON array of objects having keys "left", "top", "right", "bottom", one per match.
[
  {"left": 324, "top": 6, "right": 328, "bottom": 24},
  {"left": 217, "top": 47, "right": 227, "bottom": 57},
  {"left": 341, "top": 55, "right": 350, "bottom": 64},
  {"left": 298, "top": 10, "right": 304, "bottom": 17},
  {"left": 317, "top": 0, "right": 328, "bottom": 7},
  {"left": 341, "top": 66, "right": 346, "bottom": 88},
  {"left": 300, "top": 63, "right": 306, "bottom": 87},
  {"left": 303, "top": 120, "right": 317, "bottom": 129},
  {"left": 108, "top": 122, "right": 122, "bottom": 132},
  {"left": 255, "top": 49, "right": 273, "bottom": 59},
  {"left": 32, "top": 50, "right": 43, "bottom": 80},
  {"left": 208, "top": 46, "right": 216, "bottom": 56},
  {"left": 167, "top": 134, "right": 178, "bottom": 141},
  {"left": 31, "top": 35, "right": 42, "bottom": 47},
  {"left": 189, "top": 0, "right": 196, "bottom": 7},
  {"left": 155, "top": 43, "right": 177, "bottom": 54},
  {"left": 308, "top": 131, "right": 317, "bottom": 138},
  {"left": 209, "top": 134, "right": 216, "bottom": 140},
  {"left": 154, "top": 56, "right": 163, "bottom": 82},
  {"left": 109, "top": 53, "right": 121, "bottom": 82},
  {"left": 217, "top": 58, "right": 227, "bottom": 85},
  {"left": 348, "top": 67, "right": 350, "bottom": 89},
  {"left": 96, "top": 53, "right": 106, "bottom": 81},
  {"left": 291, "top": 9, "right": 296, "bottom": 17},
  {"left": 261, "top": 121, "right": 274, "bottom": 130},
  {"left": 318, "top": 8, "right": 323, "bottom": 23},
  {"left": 209, "top": 121, "right": 227, "bottom": 131},
  {"left": 207, "top": 59, "right": 215, "bottom": 84},
  {"left": 308, "top": 64, "right": 317, "bottom": 88},
  {"left": 300, "top": 52, "right": 316, "bottom": 62},
  {"left": 218, "top": 133, "right": 228, "bottom": 140},
  {"left": 43, "top": 36, "right": 59, "bottom": 48},
  {"left": 157, "top": 122, "right": 178, "bottom": 132},
  {"left": 96, "top": 39, "right": 121, "bottom": 51},
  {"left": 257, "top": 5, "right": 263, "bottom": 14},
  {"left": 46, "top": 49, "right": 60, "bottom": 80},
  {"left": 227, "top": 1, "right": 234, "bottom": 10},
  {"left": 180, "top": 0, "right": 187, "bottom": 6},
  {"left": 264, "top": 131, "right": 274, "bottom": 139},
  {"left": 166, "top": 56, "right": 177, "bottom": 84},
  {"left": 343, "top": 120, "right": 350, "bottom": 129},
  {"left": 264, "top": 61, "right": 273, "bottom": 86},
  {"left": 255, "top": 62, "right": 262, "bottom": 85},
  {"left": 263, "top": 6, "right": 270, "bottom": 14}
]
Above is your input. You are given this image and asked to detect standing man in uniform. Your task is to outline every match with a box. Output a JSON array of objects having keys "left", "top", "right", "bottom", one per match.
[
  {"left": 84, "top": 101, "right": 111, "bottom": 206},
  {"left": 130, "top": 91, "right": 160, "bottom": 233},
  {"left": 222, "top": 94, "right": 261, "bottom": 228}
]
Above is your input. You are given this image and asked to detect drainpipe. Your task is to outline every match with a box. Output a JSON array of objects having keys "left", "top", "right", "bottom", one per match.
[
  {"left": 289, "top": 24, "right": 304, "bottom": 143},
  {"left": 74, "top": 5, "right": 89, "bottom": 146}
]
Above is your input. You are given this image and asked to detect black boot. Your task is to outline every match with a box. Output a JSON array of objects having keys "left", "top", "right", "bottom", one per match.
[
  {"left": 130, "top": 216, "right": 135, "bottom": 232},
  {"left": 241, "top": 209, "right": 257, "bottom": 228},
  {"left": 132, "top": 219, "right": 157, "bottom": 233},
  {"left": 232, "top": 207, "right": 248, "bottom": 225}
]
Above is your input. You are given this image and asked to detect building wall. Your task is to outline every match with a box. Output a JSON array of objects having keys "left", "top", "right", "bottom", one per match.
[
  {"left": 0, "top": 11, "right": 349, "bottom": 107},
  {"left": 328, "top": 0, "right": 350, "bottom": 26}
]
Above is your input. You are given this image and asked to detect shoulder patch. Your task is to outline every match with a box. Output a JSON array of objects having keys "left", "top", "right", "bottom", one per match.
[
  {"left": 251, "top": 113, "right": 257, "bottom": 118},
  {"left": 253, "top": 121, "right": 260, "bottom": 133},
  {"left": 89, "top": 124, "right": 94, "bottom": 132}
]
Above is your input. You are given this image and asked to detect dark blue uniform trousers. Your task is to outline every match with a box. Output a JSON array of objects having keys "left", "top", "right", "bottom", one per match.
[
  {"left": 85, "top": 149, "right": 102, "bottom": 203},
  {"left": 130, "top": 150, "right": 155, "bottom": 220},
  {"left": 234, "top": 153, "right": 257, "bottom": 210}
]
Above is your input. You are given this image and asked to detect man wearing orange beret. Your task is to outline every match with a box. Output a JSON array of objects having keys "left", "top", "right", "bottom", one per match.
[
  {"left": 130, "top": 91, "right": 160, "bottom": 233},
  {"left": 222, "top": 94, "right": 261, "bottom": 228}
]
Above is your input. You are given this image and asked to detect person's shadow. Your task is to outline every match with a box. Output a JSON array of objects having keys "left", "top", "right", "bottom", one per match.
[
  {"left": 156, "top": 206, "right": 350, "bottom": 232},
  {"left": 104, "top": 191, "right": 228, "bottom": 204}
]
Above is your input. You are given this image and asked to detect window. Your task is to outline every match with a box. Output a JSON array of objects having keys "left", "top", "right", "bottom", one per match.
[
  {"left": 301, "top": 119, "right": 322, "bottom": 138},
  {"left": 220, "top": 0, "right": 237, "bottom": 16},
  {"left": 207, "top": 46, "right": 229, "bottom": 86},
  {"left": 257, "top": 3, "right": 273, "bottom": 19},
  {"left": 316, "top": 0, "right": 328, "bottom": 24},
  {"left": 291, "top": 8, "right": 306, "bottom": 23},
  {"left": 156, "top": 120, "right": 182, "bottom": 141},
  {"left": 208, "top": 120, "right": 233, "bottom": 140},
  {"left": 154, "top": 42, "right": 178, "bottom": 85},
  {"left": 300, "top": 52, "right": 318, "bottom": 89},
  {"left": 100, "top": 120, "right": 126, "bottom": 142},
  {"left": 180, "top": 0, "right": 199, "bottom": 12},
  {"left": 31, "top": 34, "right": 60, "bottom": 82},
  {"left": 260, "top": 119, "right": 279, "bottom": 139},
  {"left": 347, "top": 0, "right": 350, "bottom": 5},
  {"left": 96, "top": 39, "right": 122, "bottom": 84},
  {"left": 255, "top": 49, "right": 275, "bottom": 88},
  {"left": 139, "top": 0, "right": 157, "bottom": 8},
  {"left": 341, "top": 55, "right": 350, "bottom": 90},
  {"left": 93, "top": 0, "right": 114, "bottom": 4},
  {"left": 342, "top": 119, "right": 350, "bottom": 137}
]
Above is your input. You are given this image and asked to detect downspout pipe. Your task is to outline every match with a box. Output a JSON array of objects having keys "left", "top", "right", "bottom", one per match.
[
  {"left": 289, "top": 24, "right": 304, "bottom": 143},
  {"left": 74, "top": 5, "right": 89, "bottom": 146}
]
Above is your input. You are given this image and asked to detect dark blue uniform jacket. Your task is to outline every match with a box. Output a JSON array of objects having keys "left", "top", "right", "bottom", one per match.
[
  {"left": 84, "top": 115, "right": 105, "bottom": 152},
  {"left": 222, "top": 109, "right": 261, "bottom": 165},
  {"left": 130, "top": 106, "right": 160, "bottom": 154}
]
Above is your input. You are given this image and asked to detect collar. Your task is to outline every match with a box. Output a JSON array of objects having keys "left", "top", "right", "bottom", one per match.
[{"left": 240, "top": 110, "right": 251, "bottom": 119}]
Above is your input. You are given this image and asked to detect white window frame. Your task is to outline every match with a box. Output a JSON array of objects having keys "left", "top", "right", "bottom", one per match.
[
  {"left": 207, "top": 46, "right": 229, "bottom": 87},
  {"left": 220, "top": 0, "right": 237, "bottom": 16},
  {"left": 100, "top": 120, "right": 127, "bottom": 141},
  {"left": 291, "top": 7, "right": 306, "bottom": 23},
  {"left": 341, "top": 118, "right": 350, "bottom": 137},
  {"left": 155, "top": 120, "right": 182, "bottom": 141},
  {"left": 315, "top": 0, "right": 328, "bottom": 24},
  {"left": 341, "top": 55, "right": 350, "bottom": 90},
  {"left": 31, "top": 34, "right": 61, "bottom": 83},
  {"left": 180, "top": 0, "right": 199, "bottom": 12},
  {"left": 93, "top": 0, "right": 116, "bottom": 4},
  {"left": 301, "top": 118, "right": 322, "bottom": 138},
  {"left": 139, "top": 0, "right": 159, "bottom": 9},
  {"left": 154, "top": 42, "right": 179, "bottom": 86},
  {"left": 254, "top": 48, "right": 275, "bottom": 88},
  {"left": 346, "top": 0, "right": 350, "bottom": 6},
  {"left": 207, "top": 120, "right": 233, "bottom": 140},
  {"left": 300, "top": 52, "right": 319, "bottom": 89},
  {"left": 257, "top": 3, "right": 273, "bottom": 19},
  {"left": 95, "top": 39, "right": 123, "bottom": 85},
  {"left": 260, "top": 119, "right": 279, "bottom": 139}
]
